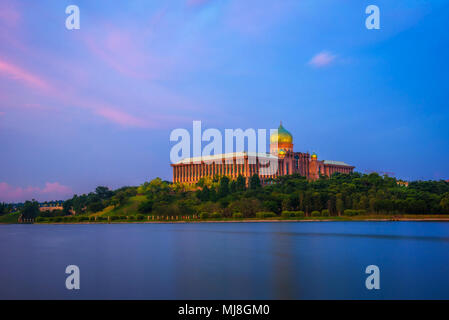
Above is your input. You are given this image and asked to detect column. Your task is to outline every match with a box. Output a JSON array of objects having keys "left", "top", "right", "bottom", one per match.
[{"left": 256, "top": 157, "right": 259, "bottom": 176}]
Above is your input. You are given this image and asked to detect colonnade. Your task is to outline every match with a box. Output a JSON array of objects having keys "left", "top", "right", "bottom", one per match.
[
  {"left": 172, "top": 155, "right": 354, "bottom": 184},
  {"left": 322, "top": 165, "right": 354, "bottom": 177},
  {"left": 172, "top": 157, "right": 283, "bottom": 184}
]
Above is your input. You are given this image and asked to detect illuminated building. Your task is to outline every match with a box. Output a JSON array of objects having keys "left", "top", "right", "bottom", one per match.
[{"left": 171, "top": 122, "right": 354, "bottom": 184}]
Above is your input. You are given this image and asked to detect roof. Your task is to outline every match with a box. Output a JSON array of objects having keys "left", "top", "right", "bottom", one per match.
[
  {"left": 270, "top": 122, "right": 293, "bottom": 144},
  {"left": 323, "top": 160, "right": 353, "bottom": 167},
  {"left": 174, "top": 152, "right": 278, "bottom": 165}
]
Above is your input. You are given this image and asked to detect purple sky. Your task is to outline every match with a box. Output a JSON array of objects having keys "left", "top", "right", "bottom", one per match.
[{"left": 1, "top": 0, "right": 449, "bottom": 202}]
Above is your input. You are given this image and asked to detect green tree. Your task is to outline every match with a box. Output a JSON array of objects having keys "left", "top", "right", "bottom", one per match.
[
  {"left": 312, "top": 192, "right": 323, "bottom": 211},
  {"left": 440, "top": 193, "right": 449, "bottom": 213},
  {"left": 88, "top": 201, "right": 105, "bottom": 213},
  {"left": 358, "top": 195, "right": 368, "bottom": 210},
  {"left": 263, "top": 200, "right": 279, "bottom": 213},
  {"left": 197, "top": 186, "right": 210, "bottom": 202},
  {"left": 108, "top": 190, "right": 129, "bottom": 209},
  {"left": 0, "top": 202, "right": 9, "bottom": 216},
  {"left": 138, "top": 199, "right": 154, "bottom": 213},
  {"left": 303, "top": 191, "right": 312, "bottom": 215},
  {"left": 63, "top": 199, "right": 73, "bottom": 215},
  {"left": 228, "top": 198, "right": 262, "bottom": 217},
  {"left": 249, "top": 174, "right": 261, "bottom": 190},
  {"left": 218, "top": 176, "right": 230, "bottom": 198},
  {"left": 229, "top": 180, "right": 237, "bottom": 193},
  {"left": 336, "top": 193, "right": 344, "bottom": 216},
  {"left": 236, "top": 175, "right": 246, "bottom": 191},
  {"left": 298, "top": 192, "right": 304, "bottom": 211},
  {"left": 139, "top": 178, "right": 170, "bottom": 196},
  {"left": 95, "top": 186, "right": 113, "bottom": 200},
  {"left": 71, "top": 194, "right": 88, "bottom": 215},
  {"left": 22, "top": 200, "right": 40, "bottom": 219}
]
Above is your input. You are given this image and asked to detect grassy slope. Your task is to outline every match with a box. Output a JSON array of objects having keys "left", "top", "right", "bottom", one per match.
[
  {"left": 0, "top": 212, "right": 20, "bottom": 223},
  {"left": 93, "top": 195, "right": 147, "bottom": 217}
]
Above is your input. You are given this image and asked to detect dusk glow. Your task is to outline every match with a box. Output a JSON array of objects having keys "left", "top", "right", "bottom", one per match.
[{"left": 1, "top": 1, "right": 449, "bottom": 305}]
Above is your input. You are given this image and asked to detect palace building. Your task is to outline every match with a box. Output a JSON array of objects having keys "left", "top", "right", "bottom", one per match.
[{"left": 171, "top": 122, "right": 355, "bottom": 184}]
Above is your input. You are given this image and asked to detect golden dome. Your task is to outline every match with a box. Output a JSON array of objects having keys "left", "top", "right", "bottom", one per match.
[
  {"left": 311, "top": 152, "right": 317, "bottom": 159},
  {"left": 270, "top": 122, "right": 293, "bottom": 145}
]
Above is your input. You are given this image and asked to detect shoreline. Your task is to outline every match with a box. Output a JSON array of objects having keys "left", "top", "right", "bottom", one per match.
[{"left": 3, "top": 217, "right": 449, "bottom": 225}]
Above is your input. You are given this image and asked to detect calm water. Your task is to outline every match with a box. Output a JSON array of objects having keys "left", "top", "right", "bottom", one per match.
[{"left": 1, "top": 221, "right": 449, "bottom": 299}]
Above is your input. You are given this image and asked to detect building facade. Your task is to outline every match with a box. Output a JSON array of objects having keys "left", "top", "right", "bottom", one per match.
[
  {"left": 171, "top": 122, "right": 355, "bottom": 184},
  {"left": 39, "top": 201, "right": 64, "bottom": 212}
]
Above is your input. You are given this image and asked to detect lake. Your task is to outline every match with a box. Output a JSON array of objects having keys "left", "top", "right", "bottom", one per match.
[{"left": 0, "top": 221, "right": 448, "bottom": 299}]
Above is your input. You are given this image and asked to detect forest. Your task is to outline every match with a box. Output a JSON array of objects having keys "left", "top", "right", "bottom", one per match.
[{"left": 13, "top": 172, "right": 449, "bottom": 220}]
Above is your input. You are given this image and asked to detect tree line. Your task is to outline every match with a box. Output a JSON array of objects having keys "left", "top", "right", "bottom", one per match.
[{"left": 15, "top": 172, "right": 449, "bottom": 219}]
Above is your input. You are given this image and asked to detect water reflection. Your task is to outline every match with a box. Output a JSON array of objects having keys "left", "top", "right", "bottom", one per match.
[{"left": 0, "top": 222, "right": 448, "bottom": 299}]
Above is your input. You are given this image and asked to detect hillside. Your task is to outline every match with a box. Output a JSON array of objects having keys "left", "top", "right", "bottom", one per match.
[
  {"left": 92, "top": 195, "right": 147, "bottom": 217},
  {"left": 0, "top": 212, "right": 19, "bottom": 224}
]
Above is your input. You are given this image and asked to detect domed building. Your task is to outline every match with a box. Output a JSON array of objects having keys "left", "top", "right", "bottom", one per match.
[
  {"left": 171, "top": 122, "right": 355, "bottom": 184},
  {"left": 270, "top": 122, "right": 293, "bottom": 157}
]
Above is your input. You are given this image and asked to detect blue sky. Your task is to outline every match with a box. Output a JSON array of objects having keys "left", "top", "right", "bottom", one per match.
[{"left": 0, "top": 0, "right": 448, "bottom": 201}]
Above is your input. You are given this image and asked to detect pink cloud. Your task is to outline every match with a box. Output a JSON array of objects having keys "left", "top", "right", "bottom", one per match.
[
  {"left": 308, "top": 51, "right": 336, "bottom": 67},
  {"left": 0, "top": 59, "right": 53, "bottom": 92},
  {"left": 82, "top": 17, "right": 194, "bottom": 82},
  {"left": 0, "top": 59, "right": 158, "bottom": 128},
  {"left": 0, "top": 16, "right": 211, "bottom": 130},
  {"left": 84, "top": 28, "right": 168, "bottom": 80},
  {"left": 95, "top": 107, "right": 151, "bottom": 128},
  {"left": 0, "top": 182, "right": 73, "bottom": 202},
  {"left": 41, "top": 182, "right": 72, "bottom": 195},
  {"left": 92, "top": 103, "right": 193, "bottom": 129}
]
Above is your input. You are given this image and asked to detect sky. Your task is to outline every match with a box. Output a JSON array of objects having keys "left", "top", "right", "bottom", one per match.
[{"left": 1, "top": 0, "right": 448, "bottom": 202}]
